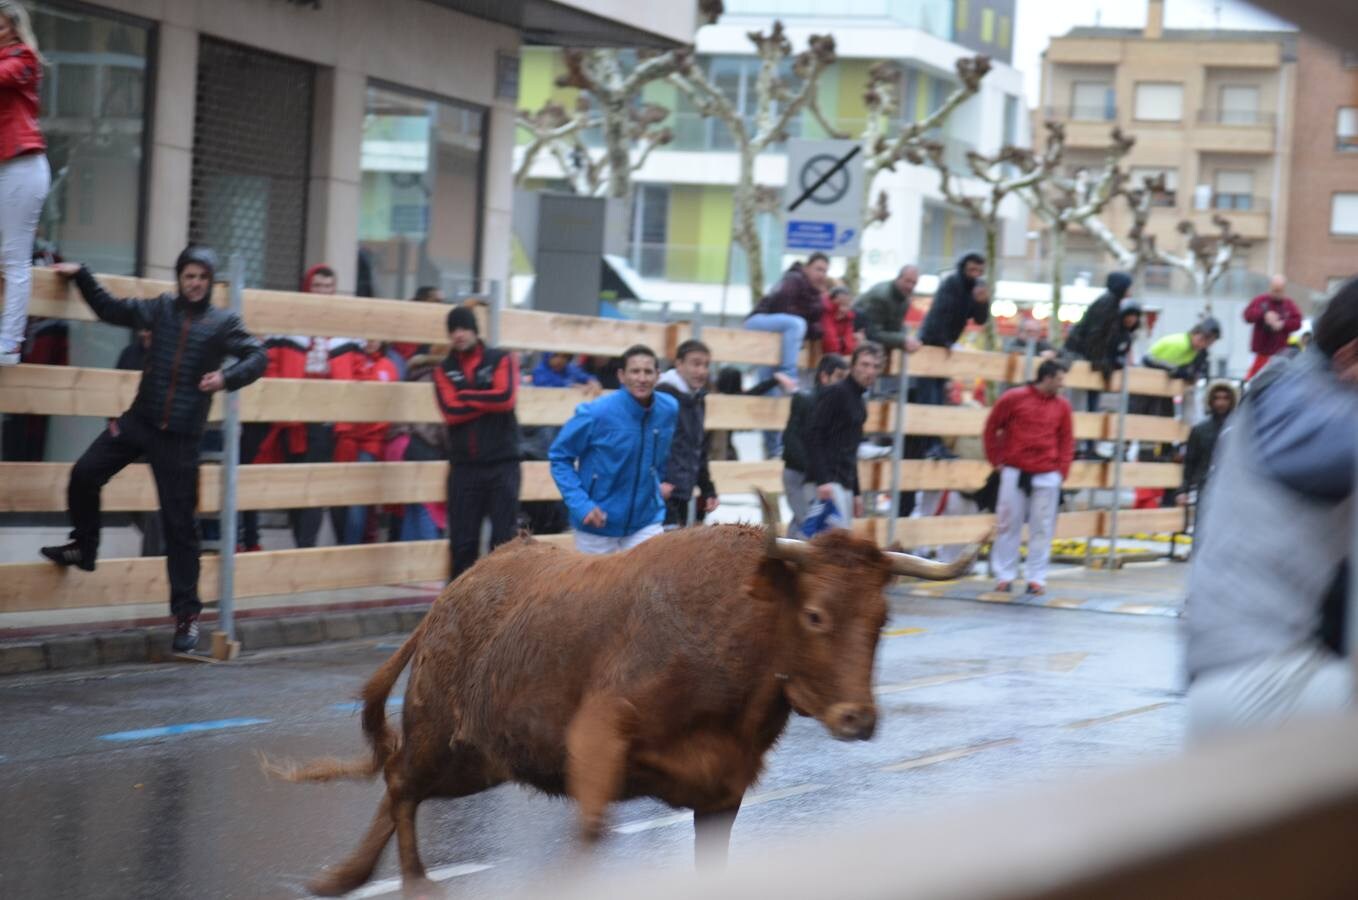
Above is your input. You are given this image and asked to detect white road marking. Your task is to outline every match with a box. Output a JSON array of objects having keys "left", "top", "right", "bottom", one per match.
[
  {"left": 881, "top": 738, "right": 1020, "bottom": 772},
  {"left": 612, "top": 783, "right": 827, "bottom": 835},
  {"left": 1063, "top": 702, "right": 1173, "bottom": 730},
  {"left": 341, "top": 862, "right": 493, "bottom": 898}
]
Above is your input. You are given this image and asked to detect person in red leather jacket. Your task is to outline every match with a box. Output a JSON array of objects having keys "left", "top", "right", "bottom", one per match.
[
  {"left": 984, "top": 359, "right": 1074, "bottom": 595},
  {"left": 330, "top": 338, "right": 399, "bottom": 544},
  {"left": 0, "top": 1, "right": 51, "bottom": 365}
]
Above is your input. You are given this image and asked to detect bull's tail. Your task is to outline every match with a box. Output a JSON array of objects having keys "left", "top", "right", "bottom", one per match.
[{"left": 261, "top": 622, "right": 423, "bottom": 784}]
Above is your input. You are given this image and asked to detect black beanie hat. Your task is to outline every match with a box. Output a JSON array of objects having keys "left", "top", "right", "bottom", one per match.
[
  {"left": 175, "top": 245, "right": 218, "bottom": 283},
  {"left": 446, "top": 306, "right": 479, "bottom": 335}
]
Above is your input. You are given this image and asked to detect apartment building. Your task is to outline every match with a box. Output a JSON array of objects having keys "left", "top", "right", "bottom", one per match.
[
  {"left": 1039, "top": 0, "right": 1296, "bottom": 290},
  {"left": 1283, "top": 34, "right": 1358, "bottom": 296},
  {"left": 516, "top": 0, "right": 1028, "bottom": 313}
]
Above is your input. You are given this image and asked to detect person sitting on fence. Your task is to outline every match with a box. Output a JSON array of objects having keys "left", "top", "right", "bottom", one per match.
[
  {"left": 781, "top": 354, "right": 849, "bottom": 535},
  {"left": 549, "top": 344, "right": 678, "bottom": 555},
  {"left": 433, "top": 306, "right": 522, "bottom": 579},
  {"left": 532, "top": 351, "right": 599, "bottom": 389},
  {"left": 804, "top": 344, "right": 884, "bottom": 531},
  {"left": 656, "top": 339, "right": 717, "bottom": 529},
  {"left": 745, "top": 252, "right": 827, "bottom": 378},
  {"left": 984, "top": 358, "right": 1074, "bottom": 596},
  {"left": 330, "top": 338, "right": 400, "bottom": 544},
  {"left": 916, "top": 253, "right": 989, "bottom": 459},
  {"left": 1184, "top": 280, "right": 1358, "bottom": 737},
  {"left": 1064, "top": 271, "right": 1133, "bottom": 413},
  {"left": 42, "top": 248, "right": 267, "bottom": 652},
  {"left": 819, "top": 285, "right": 860, "bottom": 356}
]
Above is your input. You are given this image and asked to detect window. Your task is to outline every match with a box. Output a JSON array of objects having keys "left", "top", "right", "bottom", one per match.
[
  {"left": 30, "top": 1, "right": 152, "bottom": 276},
  {"left": 956, "top": 0, "right": 968, "bottom": 31},
  {"left": 981, "top": 8, "right": 994, "bottom": 43},
  {"left": 1218, "top": 85, "right": 1260, "bottom": 125},
  {"left": 1134, "top": 83, "right": 1184, "bottom": 122},
  {"left": 1071, "top": 81, "right": 1114, "bottom": 121},
  {"left": 359, "top": 84, "right": 487, "bottom": 299},
  {"left": 1130, "top": 167, "right": 1178, "bottom": 207},
  {"left": 999, "top": 15, "right": 1012, "bottom": 50},
  {"left": 628, "top": 186, "right": 669, "bottom": 278},
  {"left": 1213, "top": 170, "right": 1254, "bottom": 210},
  {"left": 1338, "top": 107, "right": 1358, "bottom": 151},
  {"left": 1332, "top": 193, "right": 1358, "bottom": 236}
]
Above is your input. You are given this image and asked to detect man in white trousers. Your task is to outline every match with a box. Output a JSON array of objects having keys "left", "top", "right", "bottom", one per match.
[{"left": 983, "top": 359, "right": 1074, "bottom": 595}]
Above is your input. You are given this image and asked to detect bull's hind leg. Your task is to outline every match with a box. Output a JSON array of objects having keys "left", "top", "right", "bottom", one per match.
[
  {"left": 565, "top": 693, "right": 635, "bottom": 841},
  {"left": 308, "top": 795, "right": 396, "bottom": 897}
]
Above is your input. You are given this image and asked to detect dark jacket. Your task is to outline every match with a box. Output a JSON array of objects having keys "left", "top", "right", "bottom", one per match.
[
  {"left": 655, "top": 369, "right": 715, "bottom": 499},
  {"left": 749, "top": 262, "right": 823, "bottom": 341},
  {"left": 1065, "top": 272, "right": 1131, "bottom": 362},
  {"left": 919, "top": 256, "right": 989, "bottom": 347},
  {"left": 1182, "top": 414, "right": 1228, "bottom": 496},
  {"left": 854, "top": 279, "right": 912, "bottom": 350},
  {"left": 1099, "top": 301, "right": 1143, "bottom": 378},
  {"left": 73, "top": 266, "right": 266, "bottom": 436},
  {"left": 781, "top": 388, "right": 818, "bottom": 474},
  {"left": 805, "top": 376, "right": 868, "bottom": 494},
  {"left": 432, "top": 342, "right": 522, "bottom": 465}
]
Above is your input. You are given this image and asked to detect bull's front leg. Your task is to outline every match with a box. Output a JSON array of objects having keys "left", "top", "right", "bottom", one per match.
[
  {"left": 565, "top": 693, "right": 635, "bottom": 841},
  {"left": 694, "top": 799, "right": 742, "bottom": 868}
]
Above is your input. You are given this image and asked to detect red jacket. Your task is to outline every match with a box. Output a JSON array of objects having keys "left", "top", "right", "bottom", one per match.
[
  {"left": 331, "top": 344, "right": 400, "bottom": 459},
  {"left": 819, "top": 297, "right": 857, "bottom": 355},
  {"left": 432, "top": 342, "right": 521, "bottom": 464},
  {"left": 0, "top": 43, "right": 44, "bottom": 161},
  {"left": 984, "top": 385, "right": 1074, "bottom": 479},
  {"left": 1243, "top": 293, "right": 1301, "bottom": 356}
]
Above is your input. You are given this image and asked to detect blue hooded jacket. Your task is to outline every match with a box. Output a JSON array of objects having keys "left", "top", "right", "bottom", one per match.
[{"left": 549, "top": 389, "right": 679, "bottom": 537}]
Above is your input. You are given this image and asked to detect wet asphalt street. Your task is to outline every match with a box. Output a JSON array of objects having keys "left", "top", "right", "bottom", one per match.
[{"left": 0, "top": 589, "right": 1187, "bottom": 900}]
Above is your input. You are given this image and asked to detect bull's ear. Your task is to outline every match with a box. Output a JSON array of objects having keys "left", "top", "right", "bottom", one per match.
[{"left": 745, "top": 557, "right": 798, "bottom": 603}]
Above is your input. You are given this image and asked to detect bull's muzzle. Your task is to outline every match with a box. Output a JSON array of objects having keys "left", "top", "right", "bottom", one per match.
[{"left": 826, "top": 702, "right": 877, "bottom": 741}]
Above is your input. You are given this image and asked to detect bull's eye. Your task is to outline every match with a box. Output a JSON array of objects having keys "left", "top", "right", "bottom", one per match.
[{"left": 802, "top": 608, "right": 828, "bottom": 631}]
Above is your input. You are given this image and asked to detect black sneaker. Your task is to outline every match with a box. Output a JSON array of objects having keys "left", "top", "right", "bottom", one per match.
[
  {"left": 173, "top": 614, "right": 200, "bottom": 653},
  {"left": 40, "top": 541, "right": 95, "bottom": 572}
]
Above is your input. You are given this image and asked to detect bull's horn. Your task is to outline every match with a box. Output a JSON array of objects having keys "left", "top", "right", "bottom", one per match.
[
  {"left": 885, "top": 533, "right": 987, "bottom": 580},
  {"left": 755, "top": 488, "right": 814, "bottom": 564}
]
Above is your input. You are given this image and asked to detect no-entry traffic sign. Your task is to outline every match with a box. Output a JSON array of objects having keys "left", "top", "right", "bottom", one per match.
[{"left": 784, "top": 139, "right": 864, "bottom": 256}]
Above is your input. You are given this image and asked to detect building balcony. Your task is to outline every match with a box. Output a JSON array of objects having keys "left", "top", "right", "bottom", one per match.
[
  {"left": 1189, "top": 197, "right": 1271, "bottom": 240},
  {"left": 1191, "top": 109, "right": 1277, "bottom": 154}
]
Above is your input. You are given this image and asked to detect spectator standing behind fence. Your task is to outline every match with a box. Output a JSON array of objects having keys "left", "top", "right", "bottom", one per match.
[
  {"left": 329, "top": 338, "right": 399, "bottom": 544},
  {"left": 1184, "top": 282, "right": 1358, "bottom": 737},
  {"left": 656, "top": 340, "right": 717, "bottom": 528},
  {"left": 916, "top": 253, "right": 989, "bottom": 458},
  {"left": 41, "top": 249, "right": 267, "bottom": 652},
  {"left": 1177, "top": 381, "right": 1236, "bottom": 518},
  {"left": 532, "top": 351, "right": 599, "bottom": 389},
  {"left": 0, "top": 2, "right": 50, "bottom": 366},
  {"left": 390, "top": 285, "right": 443, "bottom": 362},
  {"left": 854, "top": 265, "right": 923, "bottom": 354},
  {"left": 1243, "top": 275, "right": 1302, "bottom": 381},
  {"left": 819, "top": 286, "right": 860, "bottom": 355},
  {"left": 1004, "top": 317, "right": 1055, "bottom": 360},
  {"left": 1064, "top": 272, "right": 1133, "bottom": 407},
  {"left": 550, "top": 345, "right": 677, "bottom": 554},
  {"left": 804, "top": 343, "right": 883, "bottom": 529},
  {"left": 782, "top": 354, "right": 848, "bottom": 535},
  {"left": 745, "top": 252, "right": 827, "bottom": 378},
  {"left": 984, "top": 359, "right": 1074, "bottom": 596},
  {"left": 388, "top": 354, "right": 446, "bottom": 541},
  {"left": 433, "top": 306, "right": 522, "bottom": 579}
]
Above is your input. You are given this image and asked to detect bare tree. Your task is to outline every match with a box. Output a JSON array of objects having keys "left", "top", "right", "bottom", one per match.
[
  {"left": 1019, "top": 124, "right": 1134, "bottom": 341},
  {"left": 1078, "top": 172, "right": 1162, "bottom": 280},
  {"left": 668, "top": 22, "right": 841, "bottom": 297},
  {"left": 842, "top": 55, "right": 993, "bottom": 291}
]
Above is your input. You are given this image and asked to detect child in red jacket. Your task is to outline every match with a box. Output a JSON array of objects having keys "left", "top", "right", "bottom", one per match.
[{"left": 820, "top": 286, "right": 858, "bottom": 355}]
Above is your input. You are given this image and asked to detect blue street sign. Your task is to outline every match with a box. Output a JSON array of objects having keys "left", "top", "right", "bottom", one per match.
[{"left": 786, "top": 220, "right": 836, "bottom": 251}]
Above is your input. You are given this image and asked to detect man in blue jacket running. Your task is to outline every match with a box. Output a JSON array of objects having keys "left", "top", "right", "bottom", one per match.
[{"left": 550, "top": 344, "right": 679, "bottom": 554}]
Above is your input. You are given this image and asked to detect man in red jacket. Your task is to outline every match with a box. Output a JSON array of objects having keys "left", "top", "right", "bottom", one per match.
[
  {"left": 983, "top": 359, "right": 1074, "bottom": 595},
  {"left": 1243, "top": 275, "right": 1302, "bottom": 380}
]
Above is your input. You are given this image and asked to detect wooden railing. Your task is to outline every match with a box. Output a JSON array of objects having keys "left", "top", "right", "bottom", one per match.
[{"left": 0, "top": 268, "right": 1190, "bottom": 615}]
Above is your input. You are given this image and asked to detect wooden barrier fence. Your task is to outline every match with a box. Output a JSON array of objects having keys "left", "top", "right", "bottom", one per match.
[{"left": 0, "top": 268, "right": 1191, "bottom": 617}]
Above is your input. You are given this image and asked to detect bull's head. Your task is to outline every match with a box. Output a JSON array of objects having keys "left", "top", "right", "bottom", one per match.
[{"left": 754, "top": 491, "right": 976, "bottom": 742}]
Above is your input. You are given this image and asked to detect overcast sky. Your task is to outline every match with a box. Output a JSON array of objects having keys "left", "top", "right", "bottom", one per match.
[{"left": 1014, "top": 0, "right": 1295, "bottom": 106}]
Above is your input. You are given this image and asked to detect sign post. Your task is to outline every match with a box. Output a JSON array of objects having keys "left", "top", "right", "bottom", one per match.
[{"left": 784, "top": 140, "right": 865, "bottom": 257}]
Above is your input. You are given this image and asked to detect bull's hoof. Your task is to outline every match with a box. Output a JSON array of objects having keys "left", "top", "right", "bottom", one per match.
[{"left": 402, "top": 875, "right": 442, "bottom": 899}]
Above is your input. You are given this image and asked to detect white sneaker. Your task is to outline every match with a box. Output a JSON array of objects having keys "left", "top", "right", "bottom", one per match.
[{"left": 0, "top": 352, "right": 21, "bottom": 366}]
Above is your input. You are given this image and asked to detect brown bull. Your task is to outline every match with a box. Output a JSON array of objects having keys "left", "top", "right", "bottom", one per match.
[{"left": 269, "top": 494, "right": 973, "bottom": 896}]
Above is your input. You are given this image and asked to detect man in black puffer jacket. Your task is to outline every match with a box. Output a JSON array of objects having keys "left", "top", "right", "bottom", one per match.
[{"left": 43, "top": 247, "right": 267, "bottom": 651}]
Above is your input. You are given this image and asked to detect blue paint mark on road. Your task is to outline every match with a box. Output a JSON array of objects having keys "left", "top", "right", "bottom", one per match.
[
  {"left": 331, "top": 698, "right": 403, "bottom": 714},
  {"left": 98, "top": 718, "right": 272, "bottom": 742}
]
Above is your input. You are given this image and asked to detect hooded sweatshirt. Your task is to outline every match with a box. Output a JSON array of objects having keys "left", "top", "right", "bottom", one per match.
[
  {"left": 655, "top": 368, "right": 715, "bottom": 499},
  {"left": 919, "top": 254, "right": 989, "bottom": 347},
  {"left": 1065, "top": 272, "right": 1132, "bottom": 361}
]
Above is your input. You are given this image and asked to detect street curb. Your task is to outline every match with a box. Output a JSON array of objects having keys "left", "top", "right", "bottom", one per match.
[{"left": 0, "top": 603, "right": 433, "bottom": 677}]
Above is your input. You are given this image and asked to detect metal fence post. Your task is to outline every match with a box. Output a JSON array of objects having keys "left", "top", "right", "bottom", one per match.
[
  {"left": 217, "top": 256, "right": 245, "bottom": 642},
  {"left": 1106, "top": 368, "right": 1132, "bottom": 569},
  {"left": 688, "top": 303, "right": 703, "bottom": 528},
  {"left": 886, "top": 349, "right": 910, "bottom": 547}
]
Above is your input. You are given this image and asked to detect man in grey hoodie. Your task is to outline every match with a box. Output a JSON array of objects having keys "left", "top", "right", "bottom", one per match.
[
  {"left": 1185, "top": 279, "right": 1358, "bottom": 737},
  {"left": 657, "top": 340, "right": 718, "bottom": 527}
]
